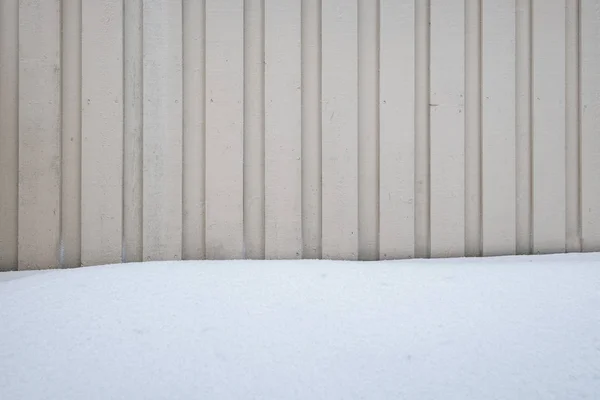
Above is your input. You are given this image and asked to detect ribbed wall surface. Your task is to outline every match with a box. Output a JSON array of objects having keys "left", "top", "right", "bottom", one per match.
[{"left": 1, "top": 0, "right": 600, "bottom": 269}]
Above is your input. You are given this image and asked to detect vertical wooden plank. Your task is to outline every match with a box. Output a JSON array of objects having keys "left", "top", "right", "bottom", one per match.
[
  {"left": 301, "top": 0, "right": 322, "bottom": 259},
  {"left": 379, "top": 0, "right": 414, "bottom": 260},
  {"left": 18, "top": 0, "right": 62, "bottom": 270},
  {"left": 532, "top": 0, "right": 566, "bottom": 254},
  {"left": 321, "top": 0, "right": 358, "bottom": 260},
  {"left": 61, "top": 0, "right": 82, "bottom": 268},
  {"left": 414, "top": 0, "right": 430, "bottom": 258},
  {"left": 0, "top": 0, "right": 19, "bottom": 271},
  {"left": 429, "top": 0, "right": 465, "bottom": 258},
  {"left": 205, "top": 0, "right": 244, "bottom": 259},
  {"left": 143, "top": 0, "right": 184, "bottom": 261},
  {"left": 265, "top": 0, "right": 302, "bottom": 259},
  {"left": 124, "top": 0, "right": 144, "bottom": 262},
  {"left": 182, "top": 0, "right": 206, "bottom": 260},
  {"left": 358, "top": 0, "right": 379, "bottom": 261},
  {"left": 482, "top": 0, "right": 517, "bottom": 256},
  {"left": 244, "top": 0, "right": 265, "bottom": 259},
  {"left": 516, "top": 0, "right": 532, "bottom": 254},
  {"left": 581, "top": 0, "right": 600, "bottom": 252},
  {"left": 81, "top": 0, "right": 123, "bottom": 266}
]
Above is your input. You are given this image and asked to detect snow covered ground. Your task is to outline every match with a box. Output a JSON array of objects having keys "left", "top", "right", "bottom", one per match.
[{"left": 1, "top": 254, "right": 599, "bottom": 399}]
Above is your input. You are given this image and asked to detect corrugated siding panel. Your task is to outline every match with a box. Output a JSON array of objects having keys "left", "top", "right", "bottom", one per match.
[
  {"left": 1, "top": 0, "right": 600, "bottom": 268},
  {"left": 0, "top": 0, "right": 19, "bottom": 271},
  {"left": 81, "top": 0, "right": 124, "bottom": 265},
  {"left": 482, "top": 0, "right": 517, "bottom": 256},
  {"left": 205, "top": 0, "right": 245, "bottom": 260},
  {"left": 265, "top": 0, "right": 302, "bottom": 259},
  {"left": 142, "top": 0, "right": 184, "bottom": 261},
  {"left": 17, "top": 0, "right": 62, "bottom": 270}
]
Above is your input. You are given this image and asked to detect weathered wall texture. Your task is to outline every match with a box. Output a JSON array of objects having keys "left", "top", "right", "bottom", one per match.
[{"left": 1, "top": 0, "right": 600, "bottom": 270}]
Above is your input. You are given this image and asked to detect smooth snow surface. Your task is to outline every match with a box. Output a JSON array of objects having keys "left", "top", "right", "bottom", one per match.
[{"left": 1, "top": 254, "right": 599, "bottom": 400}]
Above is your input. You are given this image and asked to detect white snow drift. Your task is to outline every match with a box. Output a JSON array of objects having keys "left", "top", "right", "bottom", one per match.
[{"left": 1, "top": 254, "right": 599, "bottom": 399}]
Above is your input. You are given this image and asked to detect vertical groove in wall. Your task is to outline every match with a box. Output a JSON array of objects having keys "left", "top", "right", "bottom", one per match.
[
  {"left": 566, "top": 0, "right": 582, "bottom": 252},
  {"left": 465, "top": 0, "right": 482, "bottom": 257},
  {"left": 123, "top": 0, "right": 143, "bottom": 262},
  {"left": 0, "top": 0, "right": 19, "bottom": 271},
  {"left": 301, "top": 0, "right": 322, "bottom": 259},
  {"left": 244, "top": 0, "right": 266, "bottom": 259},
  {"left": 182, "top": 0, "right": 206, "bottom": 260},
  {"left": 516, "top": 0, "right": 533, "bottom": 254},
  {"left": 60, "top": 0, "right": 82, "bottom": 268},
  {"left": 358, "top": 0, "right": 380, "bottom": 261},
  {"left": 414, "top": 0, "right": 431, "bottom": 258},
  {"left": 58, "top": 1, "right": 64, "bottom": 266}
]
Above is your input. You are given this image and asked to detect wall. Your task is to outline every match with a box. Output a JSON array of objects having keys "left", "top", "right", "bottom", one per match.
[{"left": 1, "top": 0, "right": 600, "bottom": 270}]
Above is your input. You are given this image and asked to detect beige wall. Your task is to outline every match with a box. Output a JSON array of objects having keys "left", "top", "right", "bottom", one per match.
[{"left": 1, "top": 0, "right": 600, "bottom": 270}]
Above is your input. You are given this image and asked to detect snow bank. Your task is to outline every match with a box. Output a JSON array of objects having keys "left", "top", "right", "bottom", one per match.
[{"left": 1, "top": 254, "right": 599, "bottom": 399}]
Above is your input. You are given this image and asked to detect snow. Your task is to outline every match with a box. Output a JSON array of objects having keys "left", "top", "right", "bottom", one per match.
[{"left": 1, "top": 254, "right": 599, "bottom": 400}]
